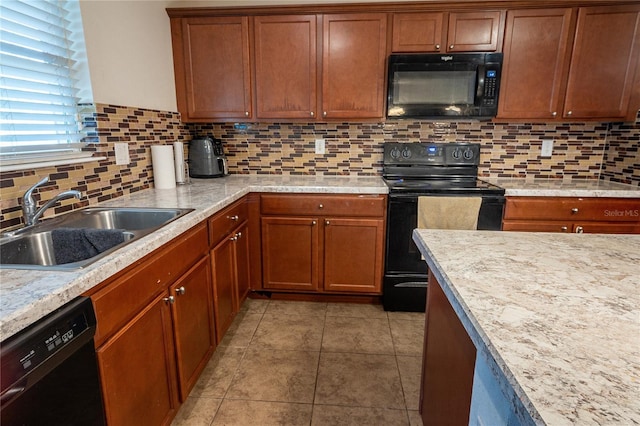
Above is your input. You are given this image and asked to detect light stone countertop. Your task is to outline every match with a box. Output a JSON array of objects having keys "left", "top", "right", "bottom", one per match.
[
  {"left": 483, "top": 178, "right": 640, "bottom": 198},
  {"left": 0, "top": 175, "right": 387, "bottom": 340},
  {"left": 413, "top": 229, "right": 640, "bottom": 425}
]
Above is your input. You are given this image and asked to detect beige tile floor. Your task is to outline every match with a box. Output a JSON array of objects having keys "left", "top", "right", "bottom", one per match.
[{"left": 172, "top": 299, "right": 426, "bottom": 426}]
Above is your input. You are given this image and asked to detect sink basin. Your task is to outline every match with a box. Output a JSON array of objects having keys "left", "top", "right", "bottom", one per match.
[{"left": 0, "top": 207, "right": 193, "bottom": 270}]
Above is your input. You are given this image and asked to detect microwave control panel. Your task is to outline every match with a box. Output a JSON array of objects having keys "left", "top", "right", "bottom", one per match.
[{"left": 483, "top": 69, "right": 499, "bottom": 106}]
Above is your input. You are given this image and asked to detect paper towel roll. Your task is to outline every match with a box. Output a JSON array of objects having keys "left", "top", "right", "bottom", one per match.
[
  {"left": 151, "top": 145, "right": 176, "bottom": 189},
  {"left": 173, "top": 142, "right": 185, "bottom": 184}
]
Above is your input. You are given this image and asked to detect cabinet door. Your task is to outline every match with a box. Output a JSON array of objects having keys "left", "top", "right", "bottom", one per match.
[
  {"left": 563, "top": 5, "right": 640, "bottom": 120},
  {"left": 234, "top": 221, "right": 251, "bottom": 309},
  {"left": 170, "top": 256, "right": 215, "bottom": 401},
  {"left": 211, "top": 235, "right": 237, "bottom": 343},
  {"left": 97, "top": 293, "right": 178, "bottom": 426},
  {"left": 254, "top": 15, "right": 318, "bottom": 119},
  {"left": 322, "top": 13, "right": 387, "bottom": 119},
  {"left": 447, "top": 11, "right": 503, "bottom": 52},
  {"left": 392, "top": 12, "right": 445, "bottom": 52},
  {"left": 177, "top": 16, "right": 251, "bottom": 120},
  {"left": 323, "top": 218, "right": 384, "bottom": 294},
  {"left": 497, "top": 8, "right": 574, "bottom": 119},
  {"left": 261, "top": 216, "right": 320, "bottom": 291}
]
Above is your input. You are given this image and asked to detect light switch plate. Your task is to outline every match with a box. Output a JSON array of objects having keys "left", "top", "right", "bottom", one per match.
[
  {"left": 541, "top": 140, "right": 553, "bottom": 157},
  {"left": 114, "top": 142, "right": 130, "bottom": 165},
  {"left": 315, "top": 138, "right": 325, "bottom": 155}
]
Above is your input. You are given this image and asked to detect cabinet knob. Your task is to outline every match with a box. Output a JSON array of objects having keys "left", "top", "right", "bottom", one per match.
[
  {"left": 449, "top": 44, "right": 454, "bottom": 50},
  {"left": 561, "top": 226, "right": 568, "bottom": 232},
  {"left": 163, "top": 295, "right": 175, "bottom": 304},
  {"left": 245, "top": 111, "right": 249, "bottom": 116},
  {"left": 229, "top": 215, "right": 239, "bottom": 221},
  {"left": 435, "top": 44, "right": 440, "bottom": 50},
  {"left": 323, "top": 111, "right": 327, "bottom": 117},
  {"left": 552, "top": 111, "right": 557, "bottom": 117},
  {"left": 575, "top": 226, "right": 584, "bottom": 234},
  {"left": 176, "top": 286, "right": 186, "bottom": 296},
  {"left": 571, "top": 208, "right": 579, "bottom": 214},
  {"left": 236, "top": 231, "right": 242, "bottom": 239},
  {"left": 567, "top": 111, "right": 572, "bottom": 116},
  {"left": 310, "top": 111, "right": 314, "bottom": 117},
  {"left": 318, "top": 204, "right": 323, "bottom": 209},
  {"left": 230, "top": 235, "right": 238, "bottom": 241},
  {"left": 311, "top": 220, "right": 317, "bottom": 226},
  {"left": 325, "top": 220, "right": 330, "bottom": 225}
]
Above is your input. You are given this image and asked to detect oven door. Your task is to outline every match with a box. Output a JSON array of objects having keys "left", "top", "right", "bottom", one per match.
[{"left": 383, "top": 193, "right": 504, "bottom": 311}]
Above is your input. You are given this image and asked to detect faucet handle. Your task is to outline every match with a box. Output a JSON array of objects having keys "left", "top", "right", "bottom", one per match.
[{"left": 24, "top": 176, "right": 49, "bottom": 203}]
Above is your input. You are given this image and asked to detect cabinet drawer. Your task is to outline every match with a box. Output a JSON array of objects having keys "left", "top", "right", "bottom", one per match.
[
  {"left": 91, "top": 223, "right": 209, "bottom": 346},
  {"left": 502, "top": 220, "right": 573, "bottom": 233},
  {"left": 209, "top": 198, "right": 248, "bottom": 246},
  {"left": 504, "top": 197, "right": 640, "bottom": 222},
  {"left": 261, "top": 194, "right": 386, "bottom": 217}
]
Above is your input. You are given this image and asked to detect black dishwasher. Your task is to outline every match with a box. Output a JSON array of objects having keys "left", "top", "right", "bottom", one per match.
[{"left": 1, "top": 296, "right": 105, "bottom": 425}]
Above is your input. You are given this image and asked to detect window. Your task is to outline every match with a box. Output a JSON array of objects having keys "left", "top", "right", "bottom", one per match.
[{"left": 0, "top": 0, "right": 94, "bottom": 167}]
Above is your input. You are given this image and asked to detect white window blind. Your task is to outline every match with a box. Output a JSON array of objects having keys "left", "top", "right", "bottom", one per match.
[{"left": 0, "top": 0, "right": 93, "bottom": 165}]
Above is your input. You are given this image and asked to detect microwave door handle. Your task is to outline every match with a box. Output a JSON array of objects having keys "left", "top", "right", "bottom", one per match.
[{"left": 476, "top": 65, "right": 485, "bottom": 101}]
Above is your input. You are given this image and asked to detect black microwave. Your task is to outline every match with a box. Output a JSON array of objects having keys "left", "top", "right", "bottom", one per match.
[{"left": 386, "top": 53, "right": 503, "bottom": 119}]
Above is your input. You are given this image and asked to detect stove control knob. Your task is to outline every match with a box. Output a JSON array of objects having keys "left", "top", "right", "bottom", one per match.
[
  {"left": 401, "top": 148, "right": 412, "bottom": 159},
  {"left": 390, "top": 147, "right": 401, "bottom": 159},
  {"left": 451, "top": 148, "right": 461, "bottom": 160},
  {"left": 463, "top": 149, "right": 474, "bottom": 160}
]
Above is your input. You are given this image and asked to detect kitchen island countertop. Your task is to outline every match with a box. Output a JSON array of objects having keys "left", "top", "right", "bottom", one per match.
[
  {"left": 0, "top": 175, "right": 387, "bottom": 340},
  {"left": 413, "top": 229, "right": 640, "bottom": 425}
]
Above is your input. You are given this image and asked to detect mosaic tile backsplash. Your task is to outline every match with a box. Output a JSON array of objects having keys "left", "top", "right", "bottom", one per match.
[{"left": 0, "top": 104, "right": 638, "bottom": 230}]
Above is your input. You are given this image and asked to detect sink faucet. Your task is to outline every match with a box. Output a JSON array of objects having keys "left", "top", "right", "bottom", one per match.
[{"left": 22, "top": 177, "right": 83, "bottom": 226}]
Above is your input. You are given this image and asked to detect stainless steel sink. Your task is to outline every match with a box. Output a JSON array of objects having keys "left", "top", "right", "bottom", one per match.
[{"left": 0, "top": 207, "right": 193, "bottom": 270}]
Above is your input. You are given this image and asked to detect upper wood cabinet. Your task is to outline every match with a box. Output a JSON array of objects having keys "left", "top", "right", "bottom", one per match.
[
  {"left": 254, "top": 15, "right": 318, "bottom": 119},
  {"left": 322, "top": 13, "right": 388, "bottom": 119},
  {"left": 171, "top": 16, "right": 252, "bottom": 122},
  {"left": 498, "top": 4, "right": 640, "bottom": 121},
  {"left": 498, "top": 8, "right": 575, "bottom": 119},
  {"left": 563, "top": 4, "right": 640, "bottom": 120},
  {"left": 391, "top": 11, "right": 504, "bottom": 53}
]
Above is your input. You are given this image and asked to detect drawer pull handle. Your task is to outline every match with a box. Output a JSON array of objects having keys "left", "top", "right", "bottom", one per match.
[
  {"left": 229, "top": 215, "right": 239, "bottom": 221},
  {"left": 163, "top": 296, "right": 175, "bottom": 304},
  {"left": 176, "top": 286, "right": 186, "bottom": 296},
  {"left": 575, "top": 226, "right": 584, "bottom": 234},
  {"left": 561, "top": 226, "right": 568, "bottom": 232},
  {"left": 571, "top": 208, "right": 579, "bottom": 214}
]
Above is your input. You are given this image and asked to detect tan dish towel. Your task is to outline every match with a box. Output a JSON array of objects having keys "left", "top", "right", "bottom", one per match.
[{"left": 417, "top": 196, "right": 483, "bottom": 230}]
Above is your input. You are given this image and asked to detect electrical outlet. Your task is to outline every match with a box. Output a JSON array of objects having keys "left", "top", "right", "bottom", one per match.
[
  {"left": 114, "top": 142, "right": 130, "bottom": 165},
  {"left": 315, "top": 138, "right": 325, "bottom": 155},
  {"left": 541, "top": 139, "right": 554, "bottom": 157}
]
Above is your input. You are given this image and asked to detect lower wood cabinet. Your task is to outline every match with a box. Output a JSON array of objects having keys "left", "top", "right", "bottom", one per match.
[
  {"left": 97, "top": 292, "right": 179, "bottom": 426},
  {"left": 170, "top": 257, "right": 216, "bottom": 400},
  {"left": 89, "top": 223, "right": 214, "bottom": 425},
  {"left": 502, "top": 197, "right": 640, "bottom": 234},
  {"left": 209, "top": 197, "right": 251, "bottom": 343},
  {"left": 260, "top": 194, "right": 386, "bottom": 294}
]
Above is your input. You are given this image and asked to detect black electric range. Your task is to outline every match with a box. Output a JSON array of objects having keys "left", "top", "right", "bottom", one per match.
[{"left": 382, "top": 142, "right": 505, "bottom": 312}]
